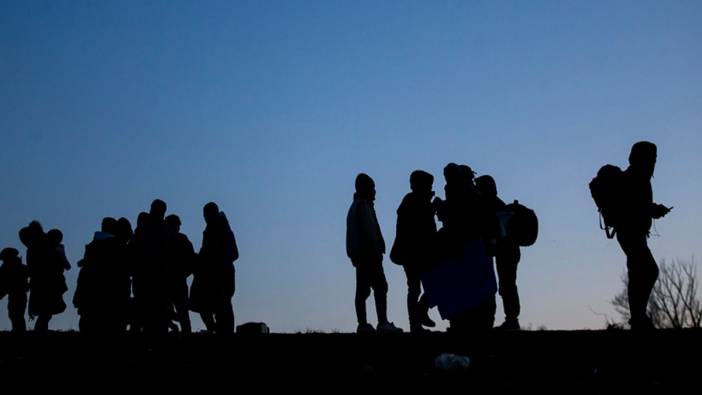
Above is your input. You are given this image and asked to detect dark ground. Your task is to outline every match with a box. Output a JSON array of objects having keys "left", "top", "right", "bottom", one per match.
[{"left": 0, "top": 329, "right": 700, "bottom": 391}]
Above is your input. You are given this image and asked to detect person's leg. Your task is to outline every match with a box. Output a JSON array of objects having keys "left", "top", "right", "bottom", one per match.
[
  {"left": 369, "top": 259, "right": 389, "bottom": 325},
  {"left": 404, "top": 266, "right": 421, "bottom": 331},
  {"left": 355, "top": 263, "right": 372, "bottom": 326},
  {"left": 496, "top": 246, "right": 521, "bottom": 325},
  {"left": 211, "top": 264, "right": 235, "bottom": 334},
  {"left": 200, "top": 312, "right": 216, "bottom": 332},
  {"left": 482, "top": 296, "right": 497, "bottom": 330},
  {"left": 618, "top": 232, "right": 658, "bottom": 328},
  {"left": 417, "top": 293, "right": 434, "bottom": 327},
  {"left": 639, "top": 246, "right": 659, "bottom": 319},
  {"left": 174, "top": 284, "right": 192, "bottom": 333},
  {"left": 8, "top": 296, "right": 27, "bottom": 332},
  {"left": 34, "top": 313, "right": 51, "bottom": 332},
  {"left": 215, "top": 300, "right": 234, "bottom": 333}
]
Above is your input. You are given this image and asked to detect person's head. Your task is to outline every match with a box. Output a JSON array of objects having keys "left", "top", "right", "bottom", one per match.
[
  {"left": 101, "top": 217, "right": 118, "bottom": 235},
  {"left": 0, "top": 247, "right": 20, "bottom": 264},
  {"left": 116, "top": 217, "right": 133, "bottom": 242},
  {"left": 458, "top": 165, "right": 476, "bottom": 184},
  {"left": 475, "top": 175, "right": 497, "bottom": 198},
  {"left": 443, "top": 163, "right": 460, "bottom": 184},
  {"left": 18, "top": 227, "right": 32, "bottom": 248},
  {"left": 410, "top": 170, "right": 434, "bottom": 195},
  {"left": 355, "top": 173, "right": 376, "bottom": 200},
  {"left": 136, "top": 212, "right": 150, "bottom": 229},
  {"left": 629, "top": 141, "right": 657, "bottom": 178},
  {"left": 28, "top": 220, "right": 44, "bottom": 233},
  {"left": 19, "top": 221, "right": 44, "bottom": 248},
  {"left": 165, "top": 214, "right": 181, "bottom": 233},
  {"left": 150, "top": 199, "right": 167, "bottom": 221},
  {"left": 46, "top": 229, "right": 63, "bottom": 247},
  {"left": 203, "top": 202, "right": 220, "bottom": 225}
]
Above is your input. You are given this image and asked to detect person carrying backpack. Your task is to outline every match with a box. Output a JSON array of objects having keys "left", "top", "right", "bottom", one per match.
[
  {"left": 591, "top": 141, "right": 672, "bottom": 330},
  {"left": 476, "top": 175, "right": 522, "bottom": 330}
]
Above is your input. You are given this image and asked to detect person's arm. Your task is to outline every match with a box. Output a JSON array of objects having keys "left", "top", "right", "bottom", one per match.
[
  {"left": 228, "top": 228, "right": 239, "bottom": 263},
  {"left": 359, "top": 202, "right": 381, "bottom": 253},
  {"left": 59, "top": 245, "right": 71, "bottom": 271},
  {"left": 651, "top": 203, "right": 672, "bottom": 219}
]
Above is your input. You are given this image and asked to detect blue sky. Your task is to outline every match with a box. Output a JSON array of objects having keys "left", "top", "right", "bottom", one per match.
[{"left": 1, "top": 0, "right": 701, "bottom": 331}]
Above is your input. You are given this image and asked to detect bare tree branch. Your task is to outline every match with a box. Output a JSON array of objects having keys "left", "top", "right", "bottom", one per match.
[{"left": 610, "top": 258, "right": 702, "bottom": 329}]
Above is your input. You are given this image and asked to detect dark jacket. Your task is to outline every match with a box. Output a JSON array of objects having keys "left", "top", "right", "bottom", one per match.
[
  {"left": 617, "top": 168, "right": 654, "bottom": 234},
  {"left": 0, "top": 260, "right": 29, "bottom": 300},
  {"left": 346, "top": 195, "right": 385, "bottom": 260},
  {"left": 390, "top": 192, "right": 437, "bottom": 267}
]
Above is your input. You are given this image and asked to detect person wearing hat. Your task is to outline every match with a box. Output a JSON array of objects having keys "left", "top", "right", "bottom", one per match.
[{"left": 0, "top": 247, "right": 29, "bottom": 332}]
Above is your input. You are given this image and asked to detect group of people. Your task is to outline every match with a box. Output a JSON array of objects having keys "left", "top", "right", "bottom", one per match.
[
  {"left": 1, "top": 141, "right": 673, "bottom": 333},
  {"left": 0, "top": 200, "right": 239, "bottom": 334},
  {"left": 346, "top": 164, "right": 526, "bottom": 333},
  {"left": 0, "top": 223, "right": 70, "bottom": 332},
  {"left": 345, "top": 141, "right": 671, "bottom": 333}
]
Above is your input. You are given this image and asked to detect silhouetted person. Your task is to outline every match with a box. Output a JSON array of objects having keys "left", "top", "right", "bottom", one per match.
[
  {"left": 0, "top": 248, "right": 29, "bottom": 332},
  {"left": 430, "top": 164, "right": 496, "bottom": 332},
  {"left": 19, "top": 222, "right": 69, "bottom": 332},
  {"left": 74, "top": 218, "right": 130, "bottom": 332},
  {"left": 116, "top": 217, "right": 134, "bottom": 245},
  {"left": 346, "top": 173, "right": 403, "bottom": 333},
  {"left": 434, "top": 163, "right": 490, "bottom": 254},
  {"left": 129, "top": 211, "right": 150, "bottom": 332},
  {"left": 390, "top": 170, "right": 437, "bottom": 332},
  {"left": 190, "top": 202, "right": 238, "bottom": 333},
  {"left": 616, "top": 142, "right": 671, "bottom": 330},
  {"left": 165, "top": 214, "right": 195, "bottom": 333},
  {"left": 115, "top": 216, "right": 135, "bottom": 330},
  {"left": 131, "top": 200, "right": 178, "bottom": 333},
  {"left": 476, "top": 175, "right": 521, "bottom": 330}
]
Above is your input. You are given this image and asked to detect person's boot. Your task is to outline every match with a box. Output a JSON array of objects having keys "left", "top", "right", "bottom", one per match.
[
  {"left": 356, "top": 323, "right": 375, "bottom": 333},
  {"left": 495, "top": 319, "right": 520, "bottom": 331},
  {"left": 629, "top": 316, "right": 655, "bottom": 331}
]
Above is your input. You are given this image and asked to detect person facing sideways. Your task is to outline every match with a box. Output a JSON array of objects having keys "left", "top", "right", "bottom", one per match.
[
  {"left": 346, "top": 173, "right": 403, "bottom": 334},
  {"left": 0, "top": 247, "right": 29, "bottom": 332},
  {"left": 476, "top": 175, "right": 522, "bottom": 330},
  {"left": 190, "top": 202, "right": 239, "bottom": 333},
  {"left": 616, "top": 141, "right": 672, "bottom": 330},
  {"left": 165, "top": 214, "right": 195, "bottom": 334},
  {"left": 390, "top": 170, "right": 437, "bottom": 333}
]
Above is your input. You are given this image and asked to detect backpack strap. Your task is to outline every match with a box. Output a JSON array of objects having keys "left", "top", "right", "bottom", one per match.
[{"left": 599, "top": 212, "right": 616, "bottom": 239}]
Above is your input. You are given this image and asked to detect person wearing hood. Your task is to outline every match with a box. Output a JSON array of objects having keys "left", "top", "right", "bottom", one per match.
[
  {"left": 616, "top": 141, "right": 672, "bottom": 330},
  {"left": 346, "top": 173, "right": 403, "bottom": 334}
]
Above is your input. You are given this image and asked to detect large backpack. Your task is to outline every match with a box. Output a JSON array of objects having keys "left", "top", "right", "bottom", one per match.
[
  {"left": 589, "top": 164, "right": 624, "bottom": 239},
  {"left": 505, "top": 200, "right": 538, "bottom": 247}
]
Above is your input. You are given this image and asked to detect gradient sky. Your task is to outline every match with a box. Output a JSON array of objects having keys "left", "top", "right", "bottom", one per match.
[{"left": 1, "top": 0, "right": 701, "bottom": 332}]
